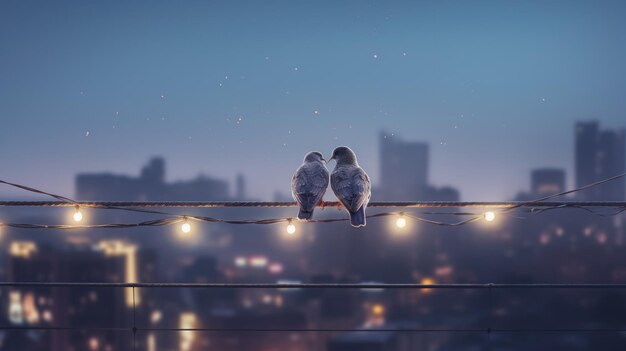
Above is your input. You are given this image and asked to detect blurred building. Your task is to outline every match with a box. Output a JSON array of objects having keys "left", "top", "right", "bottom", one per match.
[
  {"left": 575, "top": 121, "right": 625, "bottom": 201},
  {"left": 235, "top": 173, "right": 246, "bottom": 200},
  {"left": 3, "top": 243, "right": 127, "bottom": 351},
  {"left": 378, "top": 131, "right": 459, "bottom": 201},
  {"left": 516, "top": 168, "right": 566, "bottom": 200},
  {"left": 328, "top": 328, "right": 421, "bottom": 351},
  {"left": 532, "top": 168, "right": 566, "bottom": 195},
  {"left": 75, "top": 157, "right": 242, "bottom": 201}
]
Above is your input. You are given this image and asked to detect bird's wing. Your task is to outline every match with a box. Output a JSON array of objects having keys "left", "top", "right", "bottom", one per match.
[
  {"left": 292, "top": 163, "right": 329, "bottom": 210},
  {"left": 331, "top": 166, "right": 371, "bottom": 212}
]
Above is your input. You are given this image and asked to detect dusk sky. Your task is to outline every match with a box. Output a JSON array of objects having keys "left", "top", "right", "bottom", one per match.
[{"left": 1, "top": 0, "right": 625, "bottom": 201}]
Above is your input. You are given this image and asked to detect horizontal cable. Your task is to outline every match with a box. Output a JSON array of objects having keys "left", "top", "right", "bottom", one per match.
[
  {"left": 2, "top": 282, "right": 626, "bottom": 289},
  {"left": 0, "top": 174, "right": 625, "bottom": 229},
  {"left": 0, "top": 326, "right": 129, "bottom": 332},
  {"left": 0, "top": 200, "right": 625, "bottom": 208},
  {"left": 137, "top": 327, "right": 626, "bottom": 333},
  {"left": 0, "top": 325, "right": 625, "bottom": 334}
]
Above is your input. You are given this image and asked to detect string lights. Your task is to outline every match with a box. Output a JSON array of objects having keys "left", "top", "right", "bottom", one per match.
[{"left": 0, "top": 173, "right": 624, "bottom": 232}]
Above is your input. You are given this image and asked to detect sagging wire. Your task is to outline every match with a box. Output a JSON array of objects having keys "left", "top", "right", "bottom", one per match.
[{"left": 0, "top": 172, "right": 624, "bottom": 231}]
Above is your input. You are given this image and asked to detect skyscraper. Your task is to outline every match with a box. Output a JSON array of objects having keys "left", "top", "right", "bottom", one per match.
[
  {"left": 379, "top": 131, "right": 429, "bottom": 200},
  {"left": 575, "top": 121, "right": 625, "bottom": 201},
  {"left": 378, "top": 131, "right": 459, "bottom": 201}
]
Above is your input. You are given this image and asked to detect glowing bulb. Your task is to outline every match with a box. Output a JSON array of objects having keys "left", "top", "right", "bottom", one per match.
[
  {"left": 286, "top": 222, "right": 296, "bottom": 235},
  {"left": 73, "top": 207, "right": 83, "bottom": 222},
  {"left": 181, "top": 221, "right": 191, "bottom": 234},
  {"left": 484, "top": 211, "right": 496, "bottom": 222},
  {"left": 395, "top": 216, "right": 407, "bottom": 228}
]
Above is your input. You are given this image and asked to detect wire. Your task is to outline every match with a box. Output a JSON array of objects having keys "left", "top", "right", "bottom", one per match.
[
  {"left": 1, "top": 200, "right": 625, "bottom": 208},
  {"left": 0, "top": 173, "right": 625, "bottom": 229},
  {"left": 1, "top": 325, "right": 625, "bottom": 334},
  {"left": 1, "top": 282, "right": 626, "bottom": 289}
]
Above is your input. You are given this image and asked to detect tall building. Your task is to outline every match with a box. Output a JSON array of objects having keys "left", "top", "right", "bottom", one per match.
[
  {"left": 575, "top": 122, "right": 625, "bottom": 200},
  {"left": 379, "top": 132, "right": 429, "bottom": 200},
  {"left": 378, "top": 131, "right": 459, "bottom": 201},
  {"left": 236, "top": 173, "right": 246, "bottom": 200}
]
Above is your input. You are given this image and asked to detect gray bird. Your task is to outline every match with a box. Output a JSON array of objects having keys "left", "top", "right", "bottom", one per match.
[
  {"left": 328, "top": 146, "right": 371, "bottom": 227},
  {"left": 291, "top": 151, "right": 330, "bottom": 220}
]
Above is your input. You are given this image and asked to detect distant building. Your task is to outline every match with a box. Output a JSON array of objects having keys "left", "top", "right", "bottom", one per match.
[
  {"left": 235, "top": 173, "right": 246, "bottom": 200},
  {"left": 515, "top": 168, "right": 567, "bottom": 201},
  {"left": 575, "top": 121, "right": 625, "bottom": 200},
  {"left": 378, "top": 131, "right": 459, "bottom": 201},
  {"left": 531, "top": 169, "right": 566, "bottom": 195},
  {"left": 379, "top": 132, "right": 428, "bottom": 200},
  {"left": 423, "top": 185, "right": 460, "bottom": 201},
  {"left": 76, "top": 157, "right": 237, "bottom": 201}
]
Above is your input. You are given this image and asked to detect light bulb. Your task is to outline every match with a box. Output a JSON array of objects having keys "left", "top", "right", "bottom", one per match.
[
  {"left": 484, "top": 211, "right": 496, "bottom": 222},
  {"left": 181, "top": 221, "right": 191, "bottom": 234},
  {"left": 286, "top": 222, "right": 296, "bottom": 235},
  {"left": 73, "top": 207, "right": 83, "bottom": 222},
  {"left": 395, "top": 216, "right": 407, "bottom": 228}
]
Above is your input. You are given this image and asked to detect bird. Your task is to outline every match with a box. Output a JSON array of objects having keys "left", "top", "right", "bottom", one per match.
[
  {"left": 291, "top": 151, "right": 330, "bottom": 220},
  {"left": 328, "top": 146, "right": 371, "bottom": 227}
]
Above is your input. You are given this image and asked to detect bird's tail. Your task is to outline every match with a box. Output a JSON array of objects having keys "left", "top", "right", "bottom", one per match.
[
  {"left": 298, "top": 208, "right": 314, "bottom": 221},
  {"left": 349, "top": 206, "right": 366, "bottom": 227}
]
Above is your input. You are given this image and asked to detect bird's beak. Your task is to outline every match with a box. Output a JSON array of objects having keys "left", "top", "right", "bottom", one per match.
[
  {"left": 327, "top": 155, "right": 334, "bottom": 162},
  {"left": 321, "top": 157, "right": 327, "bottom": 163}
]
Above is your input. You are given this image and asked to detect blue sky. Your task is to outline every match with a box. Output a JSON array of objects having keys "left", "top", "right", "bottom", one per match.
[{"left": 1, "top": 0, "right": 625, "bottom": 200}]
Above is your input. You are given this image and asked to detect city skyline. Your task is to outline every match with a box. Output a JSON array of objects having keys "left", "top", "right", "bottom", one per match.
[
  {"left": 1, "top": 120, "right": 624, "bottom": 202},
  {"left": 3, "top": 0, "right": 626, "bottom": 201},
  {"left": 4, "top": 120, "right": 619, "bottom": 203}
]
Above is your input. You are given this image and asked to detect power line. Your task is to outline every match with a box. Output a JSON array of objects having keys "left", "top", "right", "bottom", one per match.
[
  {"left": 2, "top": 325, "right": 626, "bottom": 334},
  {"left": 0, "top": 200, "right": 625, "bottom": 208},
  {"left": 0, "top": 174, "right": 625, "bottom": 229},
  {"left": 1, "top": 282, "right": 626, "bottom": 289}
]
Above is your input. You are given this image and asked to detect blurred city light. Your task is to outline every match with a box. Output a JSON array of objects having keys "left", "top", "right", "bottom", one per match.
[
  {"left": 249, "top": 256, "right": 268, "bottom": 268},
  {"left": 9, "top": 291, "right": 23, "bottom": 325},
  {"left": 97, "top": 240, "right": 139, "bottom": 307},
  {"left": 147, "top": 333, "right": 156, "bottom": 351},
  {"left": 179, "top": 312, "right": 197, "bottom": 351},
  {"left": 88, "top": 337, "right": 99, "bottom": 351},
  {"left": 10, "top": 241, "right": 37, "bottom": 258},
  {"left": 367, "top": 303, "right": 386, "bottom": 326},
  {"left": 234, "top": 256, "right": 247, "bottom": 267},
  {"left": 23, "top": 293, "right": 39, "bottom": 324},
  {"left": 151, "top": 310, "right": 162, "bottom": 324},
  {"left": 421, "top": 277, "right": 435, "bottom": 293},
  {"left": 268, "top": 262, "right": 284, "bottom": 274},
  {"left": 286, "top": 221, "right": 296, "bottom": 235},
  {"left": 371, "top": 304, "right": 385, "bottom": 316}
]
